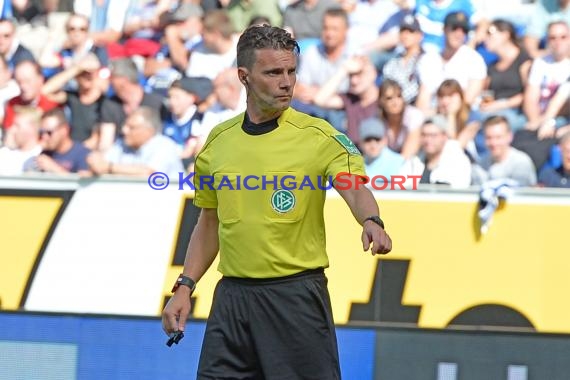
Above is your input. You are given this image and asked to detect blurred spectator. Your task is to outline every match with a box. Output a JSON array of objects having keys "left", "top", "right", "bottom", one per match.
[
  {"left": 123, "top": 0, "right": 171, "bottom": 42},
  {"left": 524, "top": 0, "right": 570, "bottom": 58},
  {"left": 538, "top": 131, "right": 570, "bottom": 187},
  {"left": 87, "top": 106, "right": 183, "bottom": 177},
  {"left": 339, "top": 0, "right": 400, "bottom": 54},
  {"left": 293, "top": 8, "right": 352, "bottom": 131},
  {"left": 524, "top": 21, "right": 570, "bottom": 132},
  {"left": 39, "top": 12, "right": 109, "bottom": 86},
  {"left": 3, "top": 60, "right": 59, "bottom": 136},
  {"left": 12, "top": 0, "right": 42, "bottom": 24},
  {"left": 480, "top": 19, "right": 531, "bottom": 132},
  {"left": 144, "top": 3, "right": 203, "bottom": 78},
  {"left": 415, "top": 0, "right": 483, "bottom": 54},
  {"left": 435, "top": 79, "right": 481, "bottom": 157},
  {"left": 313, "top": 55, "right": 378, "bottom": 143},
  {"left": 400, "top": 115, "right": 472, "bottom": 188},
  {"left": 0, "top": 0, "right": 12, "bottom": 19},
  {"left": 205, "top": 67, "right": 246, "bottom": 125},
  {"left": 282, "top": 0, "right": 338, "bottom": 41},
  {"left": 0, "top": 106, "right": 42, "bottom": 175},
  {"left": 359, "top": 117, "right": 405, "bottom": 179},
  {"left": 185, "top": 9, "right": 237, "bottom": 80},
  {"left": 0, "top": 18, "right": 35, "bottom": 71},
  {"left": 416, "top": 11, "right": 487, "bottom": 112},
  {"left": 478, "top": 115, "right": 537, "bottom": 186},
  {"left": 224, "top": 0, "right": 282, "bottom": 32},
  {"left": 377, "top": 79, "right": 424, "bottom": 159},
  {"left": 0, "top": 56, "right": 19, "bottom": 125},
  {"left": 162, "top": 76, "right": 213, "bottom": 161},
  {"left": 382, "top": 14, "right": 428, "bottom": 104},
  {"left": 27, "top": 107, "right": 90, "bottom": 174},
  {"left": 102, "top": 57, "right": 166, "bottom": 150},
  {"left": 73, "top": 0, "right": 132, "bottom": 46},
  {"left": 41, "top": 53, "right": 113, "bottom": 150}
]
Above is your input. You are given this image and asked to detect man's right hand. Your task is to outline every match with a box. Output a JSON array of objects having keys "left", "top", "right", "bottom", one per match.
[{"left": 161, "top": 287, "right": 192, "bottom": 336}]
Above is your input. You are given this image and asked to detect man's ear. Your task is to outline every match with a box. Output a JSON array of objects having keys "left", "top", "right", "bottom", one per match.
[{"left": 237, "top": 67, "right": 249, "bottom": 87}]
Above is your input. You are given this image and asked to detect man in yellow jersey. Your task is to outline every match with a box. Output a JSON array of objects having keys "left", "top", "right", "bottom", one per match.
[{"left": 162, "top": 25, "right": 392, "bottom": 379}]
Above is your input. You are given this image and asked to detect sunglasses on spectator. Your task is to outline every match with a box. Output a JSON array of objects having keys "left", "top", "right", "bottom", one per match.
[
  {"left": 39, "top": 129, "right": 57, "bottom": 136},
  {"left": 67, "top": 26, "right": 88, "bottom": 32}
]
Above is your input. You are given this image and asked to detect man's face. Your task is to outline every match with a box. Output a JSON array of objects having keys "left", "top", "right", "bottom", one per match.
[
  {"left": 548, "top": 23, "right": 570, "bottom": 60},
  {"left": 39, "top": 116, "right": 66, "bottom": 151},
  {"left": 349, "top": 61, "right": 375, "bottom": 96},
  {"left": 444, "top": 25, "right": 466, "bottom": 50},
  {"left": 122, "top": 114, "right": 154, "bottom": 149},
  {"left": 321, "top": 15, "right": 348, "bottom": 50},
  {"left": 421, "top": 123, "right": 447, "bottom": 156},
  {"left": 66, "top": 16, "right": 89, "bottom": 47},
  {"left": 76, "top": 70, "right": 98, "bottom": 91},
  {"left": 484, "top": 122, "right": 512, "bottom": 161},
  {"left": 110, "top": 76, "right": 132, "bottom": 102},
  {"left": 168, "top": 87, "right": 196, "bottom": 117},
  {"left": 361, "top": 137, "right": 383, "bottom": 159},
  {"left": 14, "top": 63, "right": 43, "bottom": 103},
  {"left": 12, "top": 114, "right": 37, "bottom": 148},
  {"left": 0, "top": 21, "right": 14, "bottom": 55},
  {"left": 400, "top": 29, "right": 422, "bottom": 50},
  {"left": 240, "top": 48, "right": 296, "bottom": 116}
]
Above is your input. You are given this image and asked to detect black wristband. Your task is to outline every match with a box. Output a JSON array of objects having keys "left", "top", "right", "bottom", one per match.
[
  {"left": 171, "top": 274, "right": 196, "bottom": 294},
  {"left": 364, "top": 216, "right": 385, "bottom": 230}
]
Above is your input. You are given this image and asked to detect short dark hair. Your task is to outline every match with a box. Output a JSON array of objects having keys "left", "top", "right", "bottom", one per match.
[
  {"left": 236, "top": 25, "right": 299, "bottom": 70},
  {"left": 323, "top": 8, "right": 348, "bottom": 26},
  {"left": 482, "top": 115, "right": 511, "bottom": 132}
]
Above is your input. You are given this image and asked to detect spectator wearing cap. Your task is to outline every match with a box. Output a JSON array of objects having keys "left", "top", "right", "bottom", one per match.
[
  {"left": 400, "top": 114, "right": 472, "bottom": 188},
  {"left": 101, "top": 57, "right": 167, "bottom": 151},
  {"left": 312, "top": 55, "right": 378, "bottom": 143},
  {"left": 359, "top": 117, "right": 405, "bottom": 181},
  {"left": 87, "top": 106, "right": 183, "bottom": 178},
  {"left": 382, "top": 14, "right": 428, "bottom": 104},
  {"left": 414, "top": 0, "right": 484, "bottom": 54},
  {"left": 41, "top": 53, "right": 115, "bottom": 150},
  {"left": 538, "top": 131, "right": 570, "bottom": 187},
  {"left": 477, "top": 115, "right": 537, "bottom": 186},
  {"left": 162, "top": 76, "right": 213, "bottom": 162},
  {"left": 416, "top": 11, "right": 487, "bottom": 113}
]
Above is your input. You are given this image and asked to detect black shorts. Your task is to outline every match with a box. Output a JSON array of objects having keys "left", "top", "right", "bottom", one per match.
[{"left": 197, "top": 268, "right": 341, "bottom": 380}]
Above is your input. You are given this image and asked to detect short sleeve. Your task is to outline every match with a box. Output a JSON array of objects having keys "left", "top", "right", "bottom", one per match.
[
  {"left": 322, "top": 132, "right": 366, "bottom": 179},
  {"left": 193, "top": 143, "right": 218, "bottom": 208}
]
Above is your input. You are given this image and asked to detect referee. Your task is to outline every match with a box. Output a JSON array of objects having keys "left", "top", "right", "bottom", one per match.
[{"left": 162, "top": 25, "right": 392, "bottom": 379}]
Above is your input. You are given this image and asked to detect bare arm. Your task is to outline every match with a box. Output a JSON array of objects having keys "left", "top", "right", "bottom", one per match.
[
  {"left": 165, "top": 24, "right": 190, "bottom": 71},
  {"left": 162, "top": 208, "right": 219, "bottom": 334},
  {"left": 464, "top": 78, "right": 485, "bottom": 106},
  {"left": 334, "top": 177, "right": 392, "bottom": 255},
  {"left": 523, "top": 84, "right": 542, "bottom": 127},
  {"left": 400, "top": 127, "right": 421, "bottom": 159},
  {"left": 313, "top": 58, "right": 362, "bottom": 109}
]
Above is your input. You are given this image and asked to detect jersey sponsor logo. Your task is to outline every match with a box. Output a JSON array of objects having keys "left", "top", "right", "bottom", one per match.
[
  {"left": 334, "top": 135, "right": 361, "bottom": 155},
  {"left": 271, "top": 189, "right": 295, "bottom": 213}
]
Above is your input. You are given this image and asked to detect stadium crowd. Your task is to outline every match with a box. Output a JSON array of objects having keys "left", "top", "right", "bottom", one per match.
[{"left": 0, "top": 0, "right": 569, "bottom": 188}]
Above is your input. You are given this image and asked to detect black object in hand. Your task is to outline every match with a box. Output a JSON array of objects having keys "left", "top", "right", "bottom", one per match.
[{"left": 166, "top": 331, "right": 184, "bottom": 347}]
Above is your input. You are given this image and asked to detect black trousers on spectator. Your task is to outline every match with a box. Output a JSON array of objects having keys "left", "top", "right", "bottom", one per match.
[{"left": 197, "top": 268, "right": 341, "bottom": 380}]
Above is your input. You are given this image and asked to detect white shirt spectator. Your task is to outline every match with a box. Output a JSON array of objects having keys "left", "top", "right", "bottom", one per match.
[
  {"left": 527, "top": 54, "right": 570, "bottom": 112},
  {"left": 421, "top": 45, "right": 487, "bottom": 94},
  {"left": 185, "top": 37, "right": 238, "bottom": 80},
  {"left": 74, "top": 0, "right": 132, "bottom": 33},
  {"left": 480, "top": 147, "right": 537, "bottom": 187},
  {"left": 0, "top": 145, "right": 41, "bottom": 176},
  {"left": 106, "top": 134, "right": 184, "bottom": 178}
]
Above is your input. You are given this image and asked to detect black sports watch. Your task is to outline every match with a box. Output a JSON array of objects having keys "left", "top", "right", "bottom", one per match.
[
  {"left": 364, "top": 216, "right": 385, "bottom": 230},
  {"left": 171, "top": 274, "right": 196, "bottom": 295}
]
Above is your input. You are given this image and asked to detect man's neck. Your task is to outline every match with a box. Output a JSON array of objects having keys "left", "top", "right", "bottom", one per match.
[
  {"left": 326, "top": 44, "right": 345, "bottom": 61},
  {"left": 493, "top": 148, "right": 510, "bottom": 163},
  {"left": 359, "top": 87, "right": 378, "bottom": 106},
  {"left": 426, "top": 151, "right": 442, "bottom": 169}
]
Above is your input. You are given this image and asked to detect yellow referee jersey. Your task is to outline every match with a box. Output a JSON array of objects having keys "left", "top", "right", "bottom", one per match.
[{"left": 194, "top": 107, "right": 365, "bottom": 278}]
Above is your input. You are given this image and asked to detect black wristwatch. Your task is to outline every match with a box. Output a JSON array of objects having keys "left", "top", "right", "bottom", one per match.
[
  {"left": 171, "top": 274, "right": 196, "bottom": 295},
  {"left": 364, "top": 216, "right": 385, "bottom": 230}
]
